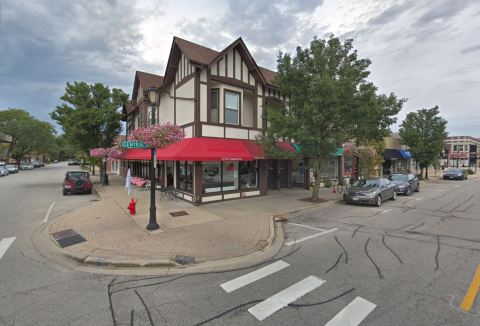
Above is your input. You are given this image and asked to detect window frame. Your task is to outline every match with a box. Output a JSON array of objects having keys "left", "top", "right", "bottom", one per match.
[
  {"left": 209, "top": 88, "right": 220, "bottom": 124},
  {"left": 224, "top": 89, "right": 241, "bottom": 125}
]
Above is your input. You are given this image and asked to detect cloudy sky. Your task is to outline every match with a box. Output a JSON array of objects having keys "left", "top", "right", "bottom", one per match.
[{"left": 1, "top": 0, "right": 479, "bottom": 136}]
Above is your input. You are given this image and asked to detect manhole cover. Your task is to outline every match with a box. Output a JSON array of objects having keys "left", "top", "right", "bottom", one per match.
[
  {"left": 170, "top": 211, "right": 189, "bottom": 217},
  {"left": 175, "top": 255, "right": 196, "bottom": 265},
  {"left": 51, "top": 229, "right": 87, "bottom": 248}
]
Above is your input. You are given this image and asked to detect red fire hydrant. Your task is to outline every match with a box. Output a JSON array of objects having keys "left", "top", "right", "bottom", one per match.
[{"left": 127, "top": 198, "right": 137, "bottom": 215}]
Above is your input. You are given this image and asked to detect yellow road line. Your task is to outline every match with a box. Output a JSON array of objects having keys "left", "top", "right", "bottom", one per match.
[{"left": 460, "top": 264, "right": 480, "bottom": 312}]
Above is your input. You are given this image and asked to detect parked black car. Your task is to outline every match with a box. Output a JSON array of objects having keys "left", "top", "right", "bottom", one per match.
[
  {"left": 443, "top": 168, "right": 468, "bottom": 180},
  {"left": 63, "top": 171, "right": 93, "bottom": 195},
  {"left": 388, "top": 173, "right": 420, "bottom": 195},
  {"left": 344, "top": 178, "right": 397, "bottom": 207},
  {"left": 68, "top": 160, "right": 81, "bottom": 166}
]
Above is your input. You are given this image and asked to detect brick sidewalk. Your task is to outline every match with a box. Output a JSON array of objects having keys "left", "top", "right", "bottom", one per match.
[{"left": 50, "top": 175, "right": 340, "bottom": 268}]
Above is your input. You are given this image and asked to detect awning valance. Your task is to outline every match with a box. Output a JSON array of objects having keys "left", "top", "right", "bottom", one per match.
[
  {"left": 119, "top": 148, "right": 151, "bottom": 160},
  {"left": 156, "top": 138, "right": 258, "bottom": 161},
  {"left": 398, "top": 150, "right": 412, "bottom": 159}
]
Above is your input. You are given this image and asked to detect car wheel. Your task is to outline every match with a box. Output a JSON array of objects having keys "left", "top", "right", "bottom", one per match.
[
  {"left": 375, "top": 195, "right": 382, "bottom": 207},
  {"left": 406, "top": 187, "right": 413, "bottom": 196},
  {"left": 392, "top": 191, "right": 397, "bottom": 200}
]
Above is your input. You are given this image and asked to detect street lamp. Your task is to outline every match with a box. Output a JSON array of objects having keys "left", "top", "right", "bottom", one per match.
[{"left": 146, "top": 86, "right": 159, "bottom": 231}]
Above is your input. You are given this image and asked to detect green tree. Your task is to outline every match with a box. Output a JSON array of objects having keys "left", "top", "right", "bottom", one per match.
[
  {"left": 399, "top": 106, "right": 448, "bottom": 179},
  {"left": 50, "top": 82, "right": 129, "bottom": 178},
  {"left": 265, "top": 36, "right": 404, "bottom": 200},
  {"left": 0, "top": 109, "right": 57, "bottom": 164}
]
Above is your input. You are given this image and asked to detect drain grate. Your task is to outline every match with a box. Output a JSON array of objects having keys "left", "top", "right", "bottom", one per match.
[
  {"left": 51, "top": 229, "right": 87, "bottom": 248},
  {"left": 175, "top": 255, "right": 196, "bottom": 265},
  {"left": 169, "top": 211, "right": 189, "bottom": 217}
]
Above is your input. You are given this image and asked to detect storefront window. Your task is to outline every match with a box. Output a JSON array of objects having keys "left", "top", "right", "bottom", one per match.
[
  {"left": 166, "top": 161, "right": 174, "bottom": 186},
  {"left": 202, "top": 162, "right": 222, "bottom": 193},
  {"left": 292, "top": 160, "right": 304, "bottom": 187},
  {"left": 222, "top": 161, "right": 238, "bottom": 191},
  {"left": 239, "top": 161, "right": 257, "bottom": 189},
  {"left": 176, "top": 161, "right": 193, "bottom": 192}
]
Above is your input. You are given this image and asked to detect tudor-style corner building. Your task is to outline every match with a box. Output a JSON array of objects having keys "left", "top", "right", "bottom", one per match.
[{"left": 121, "top": 37, "right": 313, "bottom": 204}]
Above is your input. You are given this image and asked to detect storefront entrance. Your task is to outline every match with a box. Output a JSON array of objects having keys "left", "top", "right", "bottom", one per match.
[{"left": 267, "top": 160, "right": 289, "bottom": 189}]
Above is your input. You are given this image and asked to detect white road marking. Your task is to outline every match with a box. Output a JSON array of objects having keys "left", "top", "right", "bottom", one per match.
[
  {"left": 43, "top": 201, "right": 55, "bottom": 224},
  {"left": 248, "top": 276, "right": 325, "bottom": 321},
  {"left": 381, "top": 209, "right": 392, "bottom": 214},
  {"left": 324, "top": 296, "right": 377, "bottom": 326},
  {"left": 221, "top": 260, "right": 290, "bottom": 293},
  {"left": 285, "top": 228, "right": 338, "bottom": 246},
  {"left": 0, "top": 237, "right": 16, "bottom": 260},
  {"left": 287, "top": 223, "right": 327, "bottom": 232},
  {"left": 414, "top": 197, "right": 423, "bottom": 201}
]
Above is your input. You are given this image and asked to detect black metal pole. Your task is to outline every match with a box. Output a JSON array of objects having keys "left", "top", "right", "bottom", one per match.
[{"left": 147, "top": 105, "right": 159, "bottom": 231}]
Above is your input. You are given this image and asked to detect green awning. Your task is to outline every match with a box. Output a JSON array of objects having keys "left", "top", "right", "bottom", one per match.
[
  {"left": 291, "top": 144, "right": 344, "bottom": 156},
  {"left": 292, "top": 144, "right": 302, "bottom": 152}
]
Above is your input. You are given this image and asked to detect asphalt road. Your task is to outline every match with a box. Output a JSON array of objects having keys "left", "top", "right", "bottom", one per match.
[{"left": 1, "top": 164, "right": 479, "bottom": 325}]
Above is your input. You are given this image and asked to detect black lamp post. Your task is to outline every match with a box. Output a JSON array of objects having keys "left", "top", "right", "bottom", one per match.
[{"left": 146, "top": 86, "right": 159, "bottom": 231}]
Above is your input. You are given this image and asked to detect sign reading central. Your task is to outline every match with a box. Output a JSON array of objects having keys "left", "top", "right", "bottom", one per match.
[{"left": 121, "top": 140, "right": 149, "bottom": 149}]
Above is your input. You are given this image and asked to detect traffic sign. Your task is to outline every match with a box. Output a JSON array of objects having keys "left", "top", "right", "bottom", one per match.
[{"left": 121, "top": 140, "right": 149, "bottom": 149}]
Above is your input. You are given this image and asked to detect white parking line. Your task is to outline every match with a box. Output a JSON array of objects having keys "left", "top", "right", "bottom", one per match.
[
  {"left": 324, "top": 296, "right": 377, "bottom": 326},
  {"left": 287, "top": 223, "right": 327, "bottom": 232},
  {"left": 221, "top": 260, "right": 290, "bottom": 293},
  {"left": 248, "top": 276, "right": 325, "bottom": 321},
  {"left": 381, "top": 209, "right": 392, "bottom": 214},
  {"left": 285, "top": 228, "right": 338, "bottom": 246},
  {"left": 0, "top": 237, "right": 16, "bottom": 260},
  {"left": 43, "top": 201, "right": 55, "bottom": 224}
]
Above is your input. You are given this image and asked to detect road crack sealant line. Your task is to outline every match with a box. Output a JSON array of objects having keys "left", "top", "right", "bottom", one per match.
[
  {"left": 381, "top": 234, "right": 403, "bottom": 264},
  {"left": 130, "top": 309, "right": 134, "bottom": 326},
  {"left": 325, "top": 253, "right": 344, "bottom": 274},
  {"left": 134, "top": 289, "right": 155, "bottom": 326},
  {"left": 365, "top": 237, "right": 384, "bottom": 279},
  {"left": 434, "top": 235, "right": 441, "bottom": 271},
  {"left": 107, "top": 247, "right": 302, "bottom": 325},
  {"left": 192, "top": 288, "right": 356, "bottom": 326},
  {"left": 409, "top": 222, "right": 425, "bottom": 231},
  {"left": 334, "top": 236, "right": 348, "bottom": 264},
  {"left": 352, "top": 225, "right": 362, "bottom": 238}
]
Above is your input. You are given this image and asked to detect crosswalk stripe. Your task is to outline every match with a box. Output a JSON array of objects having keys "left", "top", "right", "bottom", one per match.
[
  {"left": 221, "top": 260, "right": 290, "bottom": 293},
  {"left": 248, "top": 275, "right": 325, "bottom": 321},
  {"left": 324, "top": 296, "right": 376, "bottom": 326},
  {"left": 0, "top": 237, "right": 16, "bottom": 260}
]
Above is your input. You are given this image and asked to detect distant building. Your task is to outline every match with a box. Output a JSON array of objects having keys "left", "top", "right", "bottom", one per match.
[
  {"left": 444, "top": 136, "right": 480, "bottom": 168},
  {"left": 382, "top": 133, "right": 413, "bottom": 175}
]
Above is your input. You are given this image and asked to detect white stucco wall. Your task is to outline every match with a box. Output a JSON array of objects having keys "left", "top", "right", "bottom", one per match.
[
  {"left": 225, "top": 127, "right": 248, "bottom": 139},
  {"left": 176, "top": 78, "right": 195, "bottom": 125},
  {"left": 200, "top": 84, "right": 207, "bottom": 122},
  {"left": 202, "top": 125, "right": 224, "bottom": 138},
  {"left": 159, "top": 85, "right": 175, "bottom": 123},
  {"left": 243, "top": 92, "right": 254, "bottom": 128}
]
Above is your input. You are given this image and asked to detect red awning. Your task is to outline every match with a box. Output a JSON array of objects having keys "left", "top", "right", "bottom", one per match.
[
  {"left": 119, "top": 138, "right": 297, "bottom": 161},
  {"left": 119, "top": 148, "right": 151, "bottom": 160},
  {"left": 156, "top": 138, "right": 259, "bottom": 161}
]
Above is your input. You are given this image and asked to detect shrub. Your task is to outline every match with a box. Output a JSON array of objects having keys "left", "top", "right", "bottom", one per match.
[
  {"left": 323, "top": 178, "right": 332, "bottom": 188},
  {"left": 467, "top": 168, "right": 475, "bottom": 175}
]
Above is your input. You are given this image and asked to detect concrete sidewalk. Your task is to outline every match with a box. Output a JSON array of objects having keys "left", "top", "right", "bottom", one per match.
[{"left": 48, "top": 175, "right": 342, "bottom": 272}]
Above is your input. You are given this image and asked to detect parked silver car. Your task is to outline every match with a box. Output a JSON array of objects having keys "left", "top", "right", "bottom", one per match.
[
  {"left": 0, "top": 166, "right": 9, "bottom": 176},
  {"left": 344, "top": 177, "right": 397, "bottom": 207},
  {"left": 388, "top": 173, "right": 419, "bottom": 195},
  {"left": 5, "top": 164, "right": 19, "bottom": 174}
]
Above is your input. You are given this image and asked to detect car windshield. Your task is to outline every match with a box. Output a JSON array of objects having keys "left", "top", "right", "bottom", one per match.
[
  {"left": 67, "top": 172, "right": 89, "bottom": 180},
  {"left": 389, "top": 174, "right": 408, "bottom": 182},
  {"left": 353, "top": 179, "right": 380, "bottom": 188},
  {"left": 446, "top": 168, "right": 461, "bottom": 173}
]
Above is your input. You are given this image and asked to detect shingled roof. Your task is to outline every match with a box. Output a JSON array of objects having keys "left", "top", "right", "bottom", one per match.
[
  {"left": 174, "top": 37, "right": 219, "bottom": 66},
  {"left": 171, "top": 37, "right": 277, "bottom": 85},
  {"left": 136, "top": 71, "right": 164, "bottom": 89}
]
